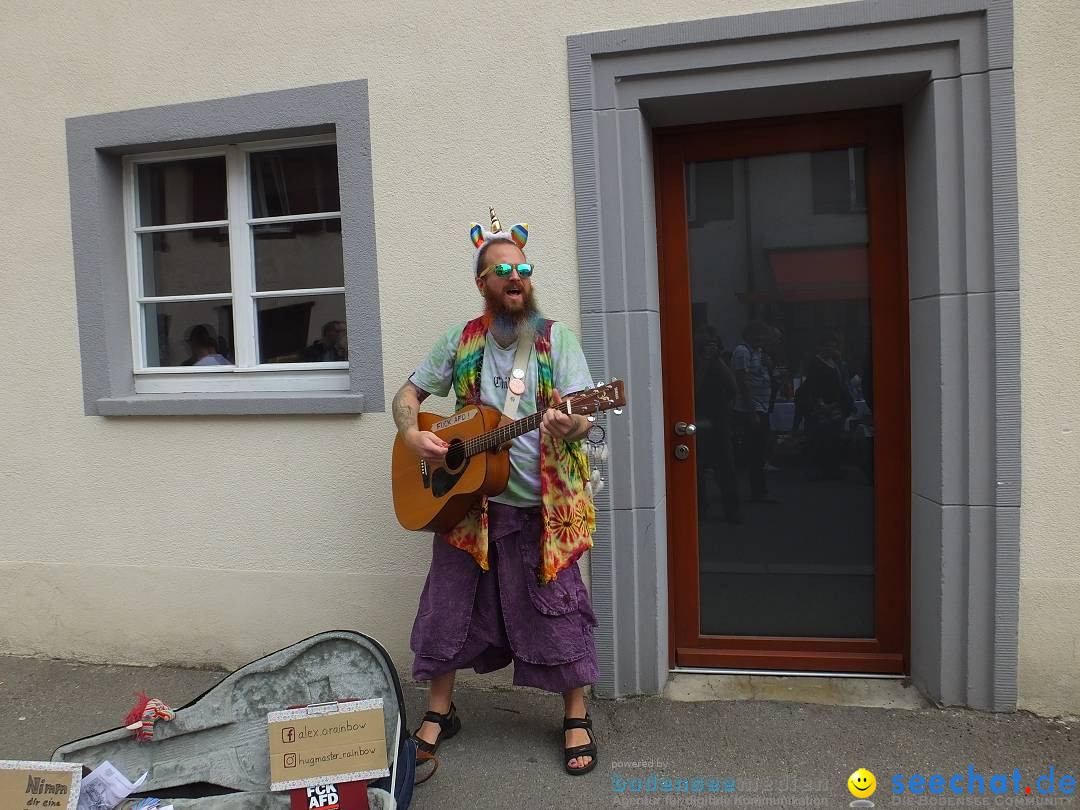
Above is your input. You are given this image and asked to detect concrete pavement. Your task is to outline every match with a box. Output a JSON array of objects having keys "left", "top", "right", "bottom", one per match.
[{"left": 1, "top": 655, "right": 1076, "bottom": 809}]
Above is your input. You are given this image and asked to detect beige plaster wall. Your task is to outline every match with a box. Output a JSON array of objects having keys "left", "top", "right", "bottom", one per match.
[
  {"left": 0, "top": 0, "right": 1075, "bottom": 714},
  {"left": 0, "top": 0, "right": 847, "bottom": 675},
  {"left": 1013, "top": 0, "right": 1080, "bottom": 717}
]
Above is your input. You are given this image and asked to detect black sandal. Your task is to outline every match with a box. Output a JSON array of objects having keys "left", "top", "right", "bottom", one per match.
[
  {"left": 563, "top": 713, "right": 598, "bottom": 775},
  {"left": 410, "top": 702, "right": 461, "bottom": 783}
]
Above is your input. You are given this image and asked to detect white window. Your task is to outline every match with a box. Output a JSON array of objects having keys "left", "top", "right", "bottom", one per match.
[{"left": 122, "top": 135, "right": 349, "bottom": 394}]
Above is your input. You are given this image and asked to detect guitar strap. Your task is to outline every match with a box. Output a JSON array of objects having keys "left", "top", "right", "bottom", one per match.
[{"left": 500, "top": 328, "right": 535, "bottom": 423}]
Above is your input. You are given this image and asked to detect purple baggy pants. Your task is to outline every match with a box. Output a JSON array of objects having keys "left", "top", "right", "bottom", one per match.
[{"left": 410, "top": 501, "right": 599, "bottom": 693}]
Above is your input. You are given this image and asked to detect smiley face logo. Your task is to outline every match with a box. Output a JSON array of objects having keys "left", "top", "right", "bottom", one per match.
[{"left": 847, "top": 768, "right": 877, "bottom": 798}]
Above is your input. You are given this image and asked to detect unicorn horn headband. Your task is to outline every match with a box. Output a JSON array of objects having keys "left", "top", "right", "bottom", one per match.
[{"left": 469, "top": 206, "right": 529, "bottom": 277}]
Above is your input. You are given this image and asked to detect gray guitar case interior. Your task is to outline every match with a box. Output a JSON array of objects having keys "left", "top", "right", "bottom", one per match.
[{"left": 52, "top": 631, "right": 409, "bottom": 809}]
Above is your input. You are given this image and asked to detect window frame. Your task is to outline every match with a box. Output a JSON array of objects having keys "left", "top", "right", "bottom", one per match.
[
  {"left": 122, "top": 135, "right": 348, "bottom": 394},
  {"left": 66, "top": 80, "right": 382, "bottom": 416}
]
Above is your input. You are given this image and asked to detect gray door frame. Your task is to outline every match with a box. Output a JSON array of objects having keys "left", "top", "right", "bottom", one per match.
[{"left": 567, "top": 0, "right": 1020, "bottom": 711}]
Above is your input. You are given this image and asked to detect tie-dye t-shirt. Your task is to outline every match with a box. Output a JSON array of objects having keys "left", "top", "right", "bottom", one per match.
[{"left": 409, "top": 321, "right": 594, "bottom": 507}]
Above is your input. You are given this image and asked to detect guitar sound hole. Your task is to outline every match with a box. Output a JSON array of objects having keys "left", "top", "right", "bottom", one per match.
[{"left": 444, "top": 439, "right": 466, "bottom": 472}]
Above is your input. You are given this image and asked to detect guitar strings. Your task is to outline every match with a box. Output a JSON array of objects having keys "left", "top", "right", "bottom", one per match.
[
  {"left": 463, "top": 408, "right": 546, "bottom": 457},
  {"left": 462, "top": 400, "right": 581, "bottom": 457}
]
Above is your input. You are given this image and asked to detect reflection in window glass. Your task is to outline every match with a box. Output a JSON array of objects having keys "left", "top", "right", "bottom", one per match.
[
  {"left": 143, "top": 300, "right": 234, "bottom": 368},
  {"left": 687, "top": 151, "right": 875, "bottom": 638},
  {"left": 687, "top": 160, "right": 735, "bottom": 225},
  {"left": 811, "top": 148, "right": 866, "bottom": 214},
  {"left": 256, "top": 294, "right": 347, "bottom": 364},
  {"left": 139, "top": 228, "right": 230, "bottom": 297},
  {"left": 250, "top": 145, "right": 340, "bottom": 219},
  {"left": 252, "top": 219, "right": 343, "bottom": 291},
  {"left": 129, "top": 140, "right": 348, "bottom": 377},
  {"left": 137, "top": 157, "right": 227, "bottom": 226}
]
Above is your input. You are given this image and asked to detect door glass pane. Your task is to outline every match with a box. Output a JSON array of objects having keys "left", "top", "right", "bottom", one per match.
[{"left": 687, "top": 149, "right": 875, "bottom": 638}]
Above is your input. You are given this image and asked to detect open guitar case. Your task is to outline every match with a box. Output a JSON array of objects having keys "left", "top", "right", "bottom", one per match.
[{"left": 52, "top": 631, "right": 416, "bottom": 810}]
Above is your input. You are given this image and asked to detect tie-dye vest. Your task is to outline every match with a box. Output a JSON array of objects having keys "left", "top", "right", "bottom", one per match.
[{"left": 441, "top": 316, "right": 595, "bottom": 584}]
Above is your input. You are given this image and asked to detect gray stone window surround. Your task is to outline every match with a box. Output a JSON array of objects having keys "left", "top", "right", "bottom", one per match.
[
  {"left": 568, "top": 0, "right": 1019, "bottom": 710},
  {"left": 66, "top": 80, "right": 383, "bottom": 416}
]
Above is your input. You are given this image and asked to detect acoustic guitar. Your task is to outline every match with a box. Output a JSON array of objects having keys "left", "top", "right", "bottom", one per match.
[{"left": 392, "top": 379, "right": 626, "bottom": 532}]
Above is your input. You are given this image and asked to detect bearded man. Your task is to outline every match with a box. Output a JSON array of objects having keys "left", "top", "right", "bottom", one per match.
[{"left": 391, "top": 209, "right": 599, "bottom": 776}]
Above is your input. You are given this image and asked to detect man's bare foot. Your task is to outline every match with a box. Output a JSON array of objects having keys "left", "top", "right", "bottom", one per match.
[
  {"left": 562, "top": 688, "right": 595, "bottom": 773},
  {"left": 416, "top": 719, "right": 443, "bottom": 746},
  {"left": 565, "top": 722, "right": 593, "bottom": 770},
  {"left": 411, "top": 699, "right": 458, "bottom": 755}
]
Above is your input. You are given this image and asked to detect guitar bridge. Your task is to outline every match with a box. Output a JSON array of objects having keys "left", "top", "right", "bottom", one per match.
[{"left": 420, "top": 459, "right": 431, "bottom": 490}]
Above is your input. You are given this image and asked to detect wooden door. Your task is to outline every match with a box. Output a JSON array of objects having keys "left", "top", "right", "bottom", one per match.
[{"left": 655, "top": 109, "right": 910, "bottom": 673}]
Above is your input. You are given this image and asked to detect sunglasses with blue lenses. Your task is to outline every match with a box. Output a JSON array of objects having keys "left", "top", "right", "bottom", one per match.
[{"left": 479, "top": 262, "right": 534, "bottom": 279}]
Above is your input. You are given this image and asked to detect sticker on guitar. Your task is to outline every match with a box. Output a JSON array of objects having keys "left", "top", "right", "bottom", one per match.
[{"left": 432, "top": 409, "right": 479, "bottom": 431}]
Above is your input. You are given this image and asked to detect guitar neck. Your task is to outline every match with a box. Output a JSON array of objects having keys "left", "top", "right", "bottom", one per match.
[{"left": 465, "top": 404, "right": 568, "bottom": 457}]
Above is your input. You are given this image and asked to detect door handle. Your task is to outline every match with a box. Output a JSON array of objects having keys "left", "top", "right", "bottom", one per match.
[{"left": 674, "top": 421, "right": 696, "bottom": 436}]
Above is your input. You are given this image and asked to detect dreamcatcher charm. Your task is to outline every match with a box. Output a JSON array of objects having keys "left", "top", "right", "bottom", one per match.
[{"left": 584, "top": 421, "right": 607, "bottom": 498}]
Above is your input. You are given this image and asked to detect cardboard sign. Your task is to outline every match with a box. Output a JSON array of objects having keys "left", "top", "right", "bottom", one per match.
[
  {"left": 267, "top": 699, "right": 389, "bottom": 792},
  {"left": 0, "top": 761, "right": 82, "bottom": 810}
]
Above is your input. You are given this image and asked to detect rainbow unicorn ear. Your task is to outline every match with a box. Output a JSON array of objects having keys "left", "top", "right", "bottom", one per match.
[
  {"left": 510, "top": 224, "right": 528, "bottom": 249},
  {"left": 469, "top": 223, "right": 484, "bottom": 248}
]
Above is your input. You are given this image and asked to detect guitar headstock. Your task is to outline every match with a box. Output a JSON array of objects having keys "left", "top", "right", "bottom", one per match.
[{"left": 567, "top": 379, "right": 627, "bottom": 416}]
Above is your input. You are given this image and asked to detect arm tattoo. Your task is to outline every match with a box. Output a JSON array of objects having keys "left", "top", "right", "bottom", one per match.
[
  {"left": 392, "top": 386, "right": 416, "bottom": 433},
  {"left": 393, "top": 402, "right": 415, "bottom": 433},
  {"left": 392, "top": 381, "right": 428, "bottom": 433}
]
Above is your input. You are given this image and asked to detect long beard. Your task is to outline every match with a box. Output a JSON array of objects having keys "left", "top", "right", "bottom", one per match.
[{"left": 481, "top": 284, "right": 541, "bottom": 342}]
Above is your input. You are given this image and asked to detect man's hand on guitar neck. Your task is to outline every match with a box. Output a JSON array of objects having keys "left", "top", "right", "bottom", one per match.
[{"left": 541, "top": 388, "right": 590, "bottom": 441}]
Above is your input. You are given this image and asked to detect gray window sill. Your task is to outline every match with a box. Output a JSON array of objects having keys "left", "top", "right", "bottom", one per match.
[{"left": 95, "top": 391, "right": 366, "bottom": 416}]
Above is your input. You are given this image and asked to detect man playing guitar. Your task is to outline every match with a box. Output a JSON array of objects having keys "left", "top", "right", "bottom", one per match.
[{"left": 391, "top": 209, "right": 600, "bottom": 776}]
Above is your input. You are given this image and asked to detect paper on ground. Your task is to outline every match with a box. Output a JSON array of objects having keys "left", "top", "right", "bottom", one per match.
[{"left": 76, "top": 761, "right": 147, "bottom": 810}]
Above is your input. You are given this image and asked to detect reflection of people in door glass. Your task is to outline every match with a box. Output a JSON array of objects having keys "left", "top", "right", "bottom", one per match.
[
  {"left": 183, "top": 324, "right": 230, "bottom": 366},
  {"left": 301, "top": 320, "right": 348, "bottom": 362},
  {"left": 694, "top": 323, "right": 742, "bottom": 524},
  {"left": 797, "top": 332, "right": 855, "bottom": 481},
  {"left": 731, "top": 321, "right": 778, "bottom": 504},
  {"left": 763, "top": 326, "right": 786, "bottom": 473}
]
